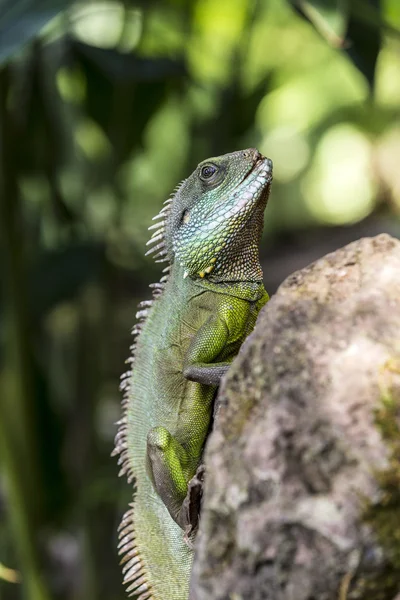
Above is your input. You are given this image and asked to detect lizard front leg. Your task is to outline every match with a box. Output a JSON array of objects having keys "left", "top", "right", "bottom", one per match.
[
  {"left": 183, "top": 314, "right": 233, "bottom": 385},
  {"left": 146, "top": 314, "right": 233, "bottom": 530}
]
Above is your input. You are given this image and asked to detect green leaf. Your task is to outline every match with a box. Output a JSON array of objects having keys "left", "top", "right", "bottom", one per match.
[{"left": 0, "top": 0, "right": 70, "bottom": 64}]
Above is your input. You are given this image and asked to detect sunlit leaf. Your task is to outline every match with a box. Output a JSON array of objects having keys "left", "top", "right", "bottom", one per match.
[
  {"left": 70, "top": 2, "right": 142, "bottom": 51},
  {"left": 0, "top": 0, "right": 71, "bottom": 64},
  {"left": 0, "top": 562, "right": 20, "bottom": 583}
]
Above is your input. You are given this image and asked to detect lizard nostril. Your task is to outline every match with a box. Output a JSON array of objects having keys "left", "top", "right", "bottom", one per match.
[{"left": 243, "top": 148, "right": 262, "bottom": 162}]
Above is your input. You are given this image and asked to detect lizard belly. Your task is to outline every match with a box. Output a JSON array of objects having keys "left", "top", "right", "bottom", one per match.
[
  {"left": 124, "top": 349, "right": 193, "bottom": 598},
  {"left": 123, "top": 286, "right": 212, "bottom": 600}
]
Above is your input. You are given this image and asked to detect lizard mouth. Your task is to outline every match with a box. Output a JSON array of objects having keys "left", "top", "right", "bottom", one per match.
[
  {"left": 238, "top": 154, "right": 273, "bottom": 197},
  {"left": 239, "top": 154, "right": 273, "bottom": 189}
]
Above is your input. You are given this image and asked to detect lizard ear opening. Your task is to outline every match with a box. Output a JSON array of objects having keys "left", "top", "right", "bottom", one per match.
[{"left": 181, "top": 209, "right": 190, "bottom": 225}]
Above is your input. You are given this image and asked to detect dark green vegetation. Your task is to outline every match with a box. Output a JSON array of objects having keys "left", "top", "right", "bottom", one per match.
[
  {"left": 358, "top": 360, "right": 400, "bottom": 600},
  {"left": 0, "top": 1, "right": 399, "bottom": 600}
]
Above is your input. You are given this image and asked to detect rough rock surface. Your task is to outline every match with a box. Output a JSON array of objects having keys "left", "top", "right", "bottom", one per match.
[{"left": 191, "top": 234, "right": 400, "bottom": 600}]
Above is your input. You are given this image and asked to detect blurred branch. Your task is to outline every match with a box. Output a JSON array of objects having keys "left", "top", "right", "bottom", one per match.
[
  {"left": 292, "top": 0, "right": 400, "bottom": 40},
  {"left": 295, "top": 0, "right": 348, "bottom": 47}
]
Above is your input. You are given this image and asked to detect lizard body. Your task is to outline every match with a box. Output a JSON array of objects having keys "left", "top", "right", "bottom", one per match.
[{"left": 114, "top": 149, "right": 273, "bottom": 600}]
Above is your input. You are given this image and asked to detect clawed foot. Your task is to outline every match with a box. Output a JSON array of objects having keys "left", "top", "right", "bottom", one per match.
[{"left": 181, "top": 464, "right": 205, "bottom": 548}]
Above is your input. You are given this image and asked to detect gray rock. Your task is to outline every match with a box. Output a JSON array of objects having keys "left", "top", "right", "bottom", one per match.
[{"left": 191, "top": 234, "right": 400, "bottom": 600}]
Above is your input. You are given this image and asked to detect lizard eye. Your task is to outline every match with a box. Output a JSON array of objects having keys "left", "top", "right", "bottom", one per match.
[{"left": 200, "top": 164, "right": 217, "bottom": 181}]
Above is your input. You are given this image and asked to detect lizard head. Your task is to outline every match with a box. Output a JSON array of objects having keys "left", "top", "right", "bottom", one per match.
[{"left": 164, "top": 148, "right": 273, "bottom": 282}]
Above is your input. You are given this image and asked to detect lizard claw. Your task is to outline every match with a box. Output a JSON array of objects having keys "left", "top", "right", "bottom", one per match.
[{"left": 180, "top": 464, "right": 206, "bottom": 547}]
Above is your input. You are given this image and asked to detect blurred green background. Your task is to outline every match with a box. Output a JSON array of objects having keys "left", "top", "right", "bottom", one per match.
[{"left": 0, "top": 0, "right": 399, "bottom": 598}]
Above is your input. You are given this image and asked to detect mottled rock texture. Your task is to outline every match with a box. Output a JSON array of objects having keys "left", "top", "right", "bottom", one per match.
[{"left": 191, "top": 234, "right": 400, "bottom": 600}]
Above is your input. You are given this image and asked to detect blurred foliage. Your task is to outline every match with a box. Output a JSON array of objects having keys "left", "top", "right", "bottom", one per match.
[{"left": 0, "top": 0, "right": 399, "bottom": 599}]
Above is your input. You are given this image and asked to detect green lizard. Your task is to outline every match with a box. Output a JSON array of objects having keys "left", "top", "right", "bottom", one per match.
[{"left": 113, "top": 148, "right": 273, "bottom": 600}]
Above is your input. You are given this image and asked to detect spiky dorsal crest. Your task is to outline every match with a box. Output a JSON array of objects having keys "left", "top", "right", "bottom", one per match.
[
  {"left": 144, "top": 177, "right": 186, "bottom": 263},
  {"left": 112, "top": 179, "right": 186, "bottom": 598}
]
